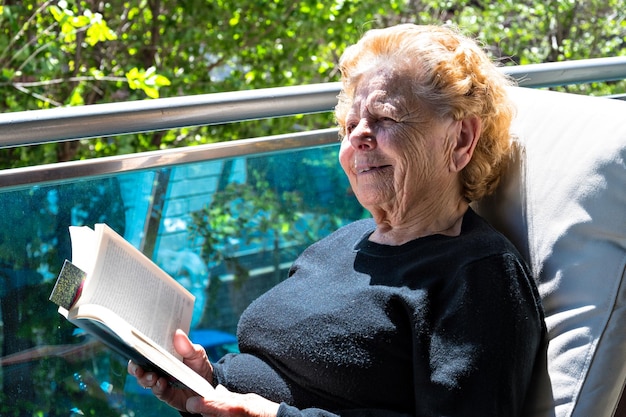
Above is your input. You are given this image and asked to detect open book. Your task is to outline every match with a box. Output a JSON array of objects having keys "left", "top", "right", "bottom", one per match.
[{"left": 49, "top": 223, "right": 214, "bottom": 398}]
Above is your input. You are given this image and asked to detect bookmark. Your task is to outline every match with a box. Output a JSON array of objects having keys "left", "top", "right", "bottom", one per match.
[{"left": 49, "top": 260, "right": 87, "bottom": 310}]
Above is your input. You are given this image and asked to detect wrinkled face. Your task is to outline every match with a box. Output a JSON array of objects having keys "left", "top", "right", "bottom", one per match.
[{"left": 339, "top": 66, "right": 460, "bottom": 218}]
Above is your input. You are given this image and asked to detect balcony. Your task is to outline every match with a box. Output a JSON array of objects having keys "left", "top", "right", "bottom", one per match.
[{"left": 0, "top": 57, "right": 625, "bottom": 416}]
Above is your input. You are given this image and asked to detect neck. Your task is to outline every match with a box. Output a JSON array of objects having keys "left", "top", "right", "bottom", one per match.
[{"left": 369, "top": 199, "right": 469, "bottom": 246}]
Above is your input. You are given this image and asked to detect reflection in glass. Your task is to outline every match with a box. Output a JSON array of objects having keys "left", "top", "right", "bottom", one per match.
[{"left": 0, "top": 144, "right": 366, "bottom": 416}]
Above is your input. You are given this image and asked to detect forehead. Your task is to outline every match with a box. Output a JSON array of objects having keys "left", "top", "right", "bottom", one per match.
[{"left": 351, "top": 66, "right": 418, "bottom": 111}]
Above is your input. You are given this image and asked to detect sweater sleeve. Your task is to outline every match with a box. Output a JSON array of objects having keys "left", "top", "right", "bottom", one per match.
[{"left": 277, "top": 403, "right": 413, "bottom": 417}]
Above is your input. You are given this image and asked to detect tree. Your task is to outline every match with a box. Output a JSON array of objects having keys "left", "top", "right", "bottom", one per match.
[
  {"left": 451, "top": 0, "right": 626, "bottom": 96},
  {"left": 0, "top": 0, "right": 403, "bottom": 167},
  {"left": 2, "top": 0, "right": 623, "bottom": 170}
]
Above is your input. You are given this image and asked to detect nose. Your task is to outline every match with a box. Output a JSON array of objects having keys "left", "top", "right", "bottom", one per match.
[{"left": 349, "top": 119, "right": 376, "bottom": 150}]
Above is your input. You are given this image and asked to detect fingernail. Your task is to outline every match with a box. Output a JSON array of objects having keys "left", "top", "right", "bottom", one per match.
[
  {"left": 187, "top": 397, "right": 201, "bottom": 413},
  {"left": 146, "top": 373, "right": 154, "bottom": 382}
]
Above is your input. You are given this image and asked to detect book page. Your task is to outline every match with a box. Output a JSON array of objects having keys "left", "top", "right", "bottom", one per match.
[
  {"left": 72, "top": 224, "right": 195, "bottom": 358},
  {"left": 68, "top": 225, "right": 98, "bottom": 275}
]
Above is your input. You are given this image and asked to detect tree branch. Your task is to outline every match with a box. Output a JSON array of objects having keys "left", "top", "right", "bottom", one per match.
[
  {"left": 12, "top": 84, "right": 62, "bottom": 107},
  {"left": 0, "top": 0, "right": 53, "bottom": 65},
  {"left": 2, "top": 75, "right": 127, "bottom": 88}
]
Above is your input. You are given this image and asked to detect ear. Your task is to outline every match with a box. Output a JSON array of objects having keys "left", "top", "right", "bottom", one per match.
[{"left": 450, "top": 115, "right": 482, "bottom": 172}]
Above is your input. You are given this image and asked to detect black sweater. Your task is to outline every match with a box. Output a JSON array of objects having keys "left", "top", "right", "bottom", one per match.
[{"left": 212, "top": 209, "right": 546, "bottom": 417}]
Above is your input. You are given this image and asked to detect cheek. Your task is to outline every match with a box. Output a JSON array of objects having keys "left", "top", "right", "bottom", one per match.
[
  {"left": 390, "top": 130, "right": 427, "bottom": 167},
  {"left": 391, "top": 132, "right": 439, "bottom": 183},
  {"left": 338, "top": 140, "right": 354, "bottom": 176}
]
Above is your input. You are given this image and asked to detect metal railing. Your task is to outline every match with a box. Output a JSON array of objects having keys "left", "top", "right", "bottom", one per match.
[
  {"left": 0, "top": 82, "right": 342, "bottom": 148},
  {"left": 1, "top": 56, "right": 625, "bottom": 189},
  {"left": 0, "top": 129, "right": 340, "bottom": 189}
]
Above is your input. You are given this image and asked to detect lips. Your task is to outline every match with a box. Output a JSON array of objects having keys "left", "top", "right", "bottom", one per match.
[{"left": 356, "top": 164, "right": 392, "bottom": 174}]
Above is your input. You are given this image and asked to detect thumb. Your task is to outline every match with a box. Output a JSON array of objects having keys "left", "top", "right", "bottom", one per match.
[
  {"left": 174, "top": 329, "right": 213, "bottom": 380},
  {"left": 173, "top": 329, "right": 197, "bottom": 358}
]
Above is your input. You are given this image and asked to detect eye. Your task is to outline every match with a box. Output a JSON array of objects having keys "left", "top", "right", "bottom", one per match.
[
  {"left": 345, "top": 120, "right": 358, "bottom": 134},
  {"left": 379, "top": 116, "right": 398, "bottom": 125}
]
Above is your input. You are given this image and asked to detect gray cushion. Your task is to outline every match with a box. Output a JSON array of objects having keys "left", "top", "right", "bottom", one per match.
[{"left": 474, "top": 86, "right": 626, "bottom": 417}]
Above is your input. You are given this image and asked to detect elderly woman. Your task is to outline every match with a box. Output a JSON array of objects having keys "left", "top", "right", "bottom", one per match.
[{"left": 129, "top": 24, "right": 545, "bottom": 417}]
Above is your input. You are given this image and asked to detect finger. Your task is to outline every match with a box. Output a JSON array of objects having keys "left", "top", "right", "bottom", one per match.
[
  {"left": 151, "top": 375, "right": 177, "bottom": 399},
  {"left": 174, "top": 329, "right": 213, "bottom": 379},
  {"left": 128, "top": 360, "right": 143, "bottom": 377},
  {"left": 137, "top": 370, "right": 159, "bottom": 389},
  {"left": 173, "top": 329, "right": 200, "bottom": 358},
  {"left": 152, "top": 376, "right": 196, "bottom": 412},
  {"left": 129, "top": 360, "right": 195, "bottom": 411},
  {"left": 151, "top": 376, "right": 169, "bottom": 396},
  {"left": 128, "top": 362, "right": 158, "bottom": 389},
  {"left": 128, "top": 360, "right": 155, "bottom": 388},
  {"left": 186, "top": 395, "right": 211, "bottom": 415}
]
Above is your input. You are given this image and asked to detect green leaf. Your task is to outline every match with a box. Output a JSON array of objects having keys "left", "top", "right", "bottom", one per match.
[
  {"left": 144, "top": 86, "right": 159, "bottom": 98},
  {"left": 48, "top": 5, "right": 66, "bottom": 23},
  {"left": 85, "top": 16, "right": 117, "bottom": 46},
  {"left": 1, "top": 68, "right": 15, "bottom": 80},
  {"left": 125, "top": 66, "right": 170, "bottom": 98},
  {"left": 68, "top": 85, "right": 85, "bottom": 106},
  {"left": 71, "top": 15, "right": 89, "bottom": 28}
]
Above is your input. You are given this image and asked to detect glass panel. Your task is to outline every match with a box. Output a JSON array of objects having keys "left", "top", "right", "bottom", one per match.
[{"left": 0, "top": 143, "right": 367, "bottom": 416}]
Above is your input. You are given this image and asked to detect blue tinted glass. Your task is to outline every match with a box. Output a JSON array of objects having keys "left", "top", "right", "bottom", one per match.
[{"left": 0, "top": 143, "right": 366, "bottom": 416}]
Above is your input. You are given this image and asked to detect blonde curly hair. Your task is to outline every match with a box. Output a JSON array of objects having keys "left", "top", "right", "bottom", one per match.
[{"left": 335, "top": 24, "right": 516, "bottom": 202}]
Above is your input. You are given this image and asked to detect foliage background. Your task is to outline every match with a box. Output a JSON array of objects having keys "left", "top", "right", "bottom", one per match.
[{"left": 1, "top": 0, "right": 625, "bottom": 169}]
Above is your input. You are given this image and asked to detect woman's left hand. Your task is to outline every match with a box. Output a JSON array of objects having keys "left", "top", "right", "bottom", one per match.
[{"left": 185, "top": 384, "right": 280, "bottom": 417}]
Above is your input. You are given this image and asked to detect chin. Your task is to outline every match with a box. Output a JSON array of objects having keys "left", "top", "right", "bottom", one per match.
[{"left": 355, "top": 194, "right": 391, "bottom": 212}]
